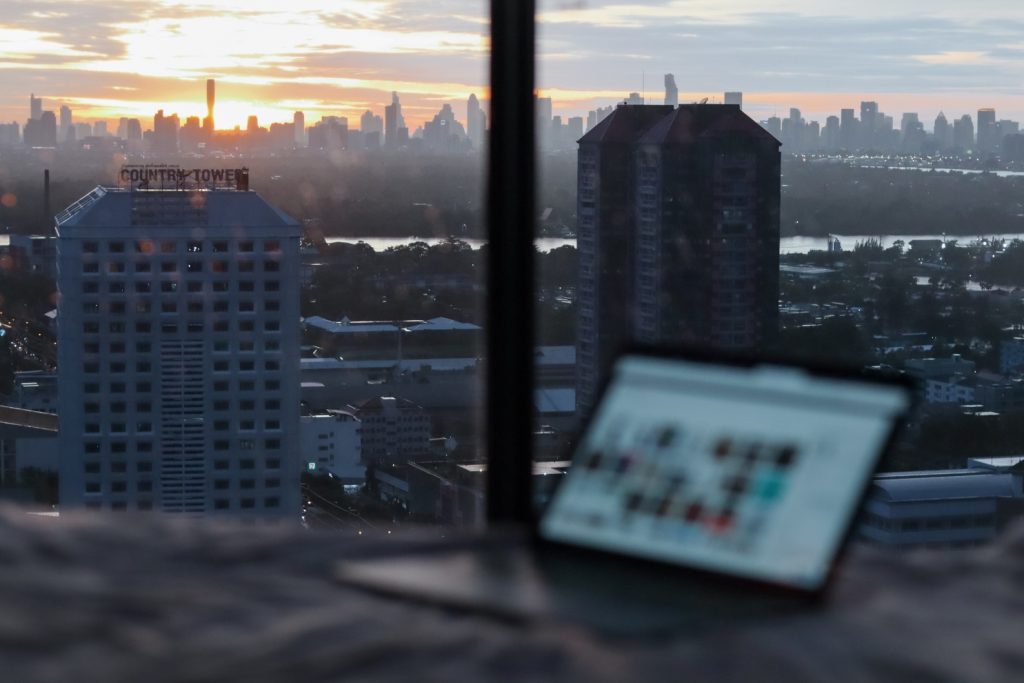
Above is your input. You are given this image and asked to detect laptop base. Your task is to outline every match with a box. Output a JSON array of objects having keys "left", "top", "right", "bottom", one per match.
[{"left": 335, "top": 537, "right": 808, "bottom": 637}]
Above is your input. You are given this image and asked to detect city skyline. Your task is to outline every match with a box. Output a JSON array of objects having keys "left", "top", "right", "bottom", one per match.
[
  {"left": 18, "top": 84, "right": 1024, "bottom": 136},
  {"left": 4, "top": 1, "right": 1024, "bottom": 126}
]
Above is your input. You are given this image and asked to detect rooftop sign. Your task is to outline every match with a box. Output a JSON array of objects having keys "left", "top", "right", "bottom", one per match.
[{"left": 118, "top": 164, "right": 250, "bottom": 191}]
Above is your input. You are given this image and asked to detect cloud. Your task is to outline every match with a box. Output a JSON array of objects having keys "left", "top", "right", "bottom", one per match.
[
  {"left": 912, "top": 51, "right": 994, "bottom": 65},
  {"left": 0, "top": 27, "right": 100, "bottom": 59},
  {"left": 4, "top": 0, "right": 1024, "bottom": 129}
]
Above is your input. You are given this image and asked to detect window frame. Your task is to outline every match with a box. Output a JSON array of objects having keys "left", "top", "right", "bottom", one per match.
[{"left": 485, "top": 0, "right": 536, "bottom": 523}]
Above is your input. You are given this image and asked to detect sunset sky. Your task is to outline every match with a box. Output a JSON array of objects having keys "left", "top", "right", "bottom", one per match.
[{"left": 2, "top": 0, "right": 1024, "bottom": 130}]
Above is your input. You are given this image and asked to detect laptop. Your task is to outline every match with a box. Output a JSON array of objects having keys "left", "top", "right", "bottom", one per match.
[{"left": 335, "top": 349, "right": 915, "bottom": 635}]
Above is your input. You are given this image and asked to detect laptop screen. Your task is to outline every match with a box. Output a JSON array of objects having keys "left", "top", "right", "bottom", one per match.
[{"left": 539, "top": 354, "right": 912, "bottom": 591}]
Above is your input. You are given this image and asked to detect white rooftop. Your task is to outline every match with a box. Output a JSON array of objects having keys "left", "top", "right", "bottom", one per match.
[
  {"left": 300, "top": 357, "right": 479, "bottom": 373},
  {"left": 303, "top": 316, "right": 401, "bottom": 334},
  {"left": 403, "top": 317, "right": 480, "bottom": 333},
  {"left": 534, "top": 388, "right": 576, "bottom": 414},
  {"left": 872, "top": 470, "right": 1020, "bottom": 502},
  {"left": 534, "top": 346, "right": 576, "bottom": 366}
]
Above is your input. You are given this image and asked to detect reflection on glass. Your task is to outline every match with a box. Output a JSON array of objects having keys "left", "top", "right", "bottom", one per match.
[
  {"left": 533, "top": 0, "right": 1024, "bottom": 548},
  {"left": 1, "top": 2, "right": 489, "bottom": 530}
]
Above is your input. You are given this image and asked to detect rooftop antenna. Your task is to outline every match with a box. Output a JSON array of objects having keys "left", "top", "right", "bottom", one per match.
[{"left": 699, "top": 97, "right": 709, "bottom": 105}]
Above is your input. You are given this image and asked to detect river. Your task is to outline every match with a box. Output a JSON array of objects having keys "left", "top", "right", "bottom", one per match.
[
  {"left": 1, "top": 232, "right": 1012, "bottom": 255},
  {"left": 324, "top": 233, "right": 1024, "bottom": 255}
]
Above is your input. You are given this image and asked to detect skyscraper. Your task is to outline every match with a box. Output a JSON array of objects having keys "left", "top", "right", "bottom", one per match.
[
  {"left": 179, "top": 116, "right": 203, "bottom": 151},
  {"left": 422, "top": 104, "right": 467, "bottom": 151},
  {"left": 536, "top": 96, "right": 553, "bottom": 125},
  {"left": 30, "top": 93, "right": 42, "bottom": 121},
  {"left": 384, "top": 92, "right": 405, "bottom": 147},
  {"left": 536, "top": 95, "right": 553, "bottom": 148},
  {"left": 293, "top": 111, "right": 305, "bottom": 147},
  {"left": 953, "top": 114, "right": 975, "bottom": 152},
  {"left": 205, "top": 79, "right": 216, "bottom": 133},
  {"left": 55, "top": 182, "right": 301, "bottom": 517},
  {"left": 664, "top": 74, "right": 678, "bottom": 106},
  {"left": 934, "top": 112, "right": 950, "bottom": 150},
  {"left": 59, "top": 105, "right": 72, "bottom": 144},
  {"left": 840, "top": 108, "right": 857, "bottom": 150},
  {"left": 860, "top": 101, "right": 878, "bottom": 149},
  {"left": 567, "top": 116, "right": 584, "bottom": 142},
  {"left": 724, "top": 91, "right": 743, "bottom": 108},
  {"left": 576, "top": 104, "right": 780, "bottom": 411},
  {"left": 977, "top": 108, "right": 997, "bottom": 154},
  {"left": 467, "top": 94, "right": 484, "bottom": 150},
  {"left": 23, "top": 111, "right": 57, "bottom": 147},
  {"left": 153, "top": 110, "right": 179, "bottom": 154},
  {"left": 823, "top": 115, "right": 840, "bottom": 150},
  {"left": 359, "top": 110, "right": 381, "bottom": 134},
  {"left": 125, "top": 119, "right": 143, "bottom": 142}
]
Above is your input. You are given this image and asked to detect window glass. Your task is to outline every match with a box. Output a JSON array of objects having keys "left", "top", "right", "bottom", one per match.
[
  {"left": 534, "top": 0, "right": 1024, "bottom": 548},
  {"left": 8, "top": 0, "right": 488, "bottom": 529}
]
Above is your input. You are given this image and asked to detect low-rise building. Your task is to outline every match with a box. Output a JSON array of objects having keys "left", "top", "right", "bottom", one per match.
[
  {"left": 905, "top": 354, "right": 976, "bottom": 381},
  {"left": 1000, "top": 337, "right": 1024, "bottom": 374},
  {"left": 7, "top": 372, "right": 58, "bottom": 413},
  {"left": 924, "top": 377, "right": 975, "bottom": 404},
  {"left": 356, "top": 396, "right": 432, "bottom": 467},
  {"left": 860, "top": 457, "right": 1024, "bottom": 550},
  {"left": 299, "top": 409, "right": 362, "bottom": 483},
  {"left": 302, "top": 315, "right": 481, "bottom": 360}
]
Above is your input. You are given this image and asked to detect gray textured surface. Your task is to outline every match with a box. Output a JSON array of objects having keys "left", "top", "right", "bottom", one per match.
[{"left": 1, "top": 506, "right": 1022, "bottom": 683}]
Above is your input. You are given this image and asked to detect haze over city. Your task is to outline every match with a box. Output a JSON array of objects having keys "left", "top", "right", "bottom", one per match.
[{"left": 3, "top": 0, "right": 1024, "bottom": 127}]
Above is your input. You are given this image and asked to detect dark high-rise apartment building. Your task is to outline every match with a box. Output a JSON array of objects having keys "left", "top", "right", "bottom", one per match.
[
  {"left": 664, "top": 74, "right": 679, "bottom": 106},
  {"left": 576, "top": 104, "right": 781, "bottom": 411}
]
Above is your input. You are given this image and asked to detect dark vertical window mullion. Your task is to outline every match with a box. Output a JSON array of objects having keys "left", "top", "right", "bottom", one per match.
[{"left": 486, "top": 0, "right": 536, "bottom": 524}]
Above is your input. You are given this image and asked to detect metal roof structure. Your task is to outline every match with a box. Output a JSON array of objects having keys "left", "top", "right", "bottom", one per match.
[
  {"left": 871, "top": 470, "right": 1020, "bottom": 502},
  {"left": 55, "top": 187, "right": 298, "bottom": 233}
]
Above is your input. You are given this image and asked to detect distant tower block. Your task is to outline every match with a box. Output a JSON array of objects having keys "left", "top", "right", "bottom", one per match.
[
  {"left": 205, "top": 79, "right": 216, "bottom": 132},
  {"left": 724, "top": 92, "right": 743, "bottom": 108},
  {"left": 664, "top": 74, "right": 678, "bottom": 107}
]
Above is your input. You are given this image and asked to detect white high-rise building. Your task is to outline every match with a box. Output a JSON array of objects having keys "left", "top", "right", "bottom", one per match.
[{"left": 56, "top": 182, "right": 302, "bottom": 518}]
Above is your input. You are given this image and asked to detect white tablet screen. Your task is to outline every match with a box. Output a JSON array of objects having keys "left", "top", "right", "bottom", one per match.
[{"left": 540, "top": 355, "right": 911, "bottom": 590}]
